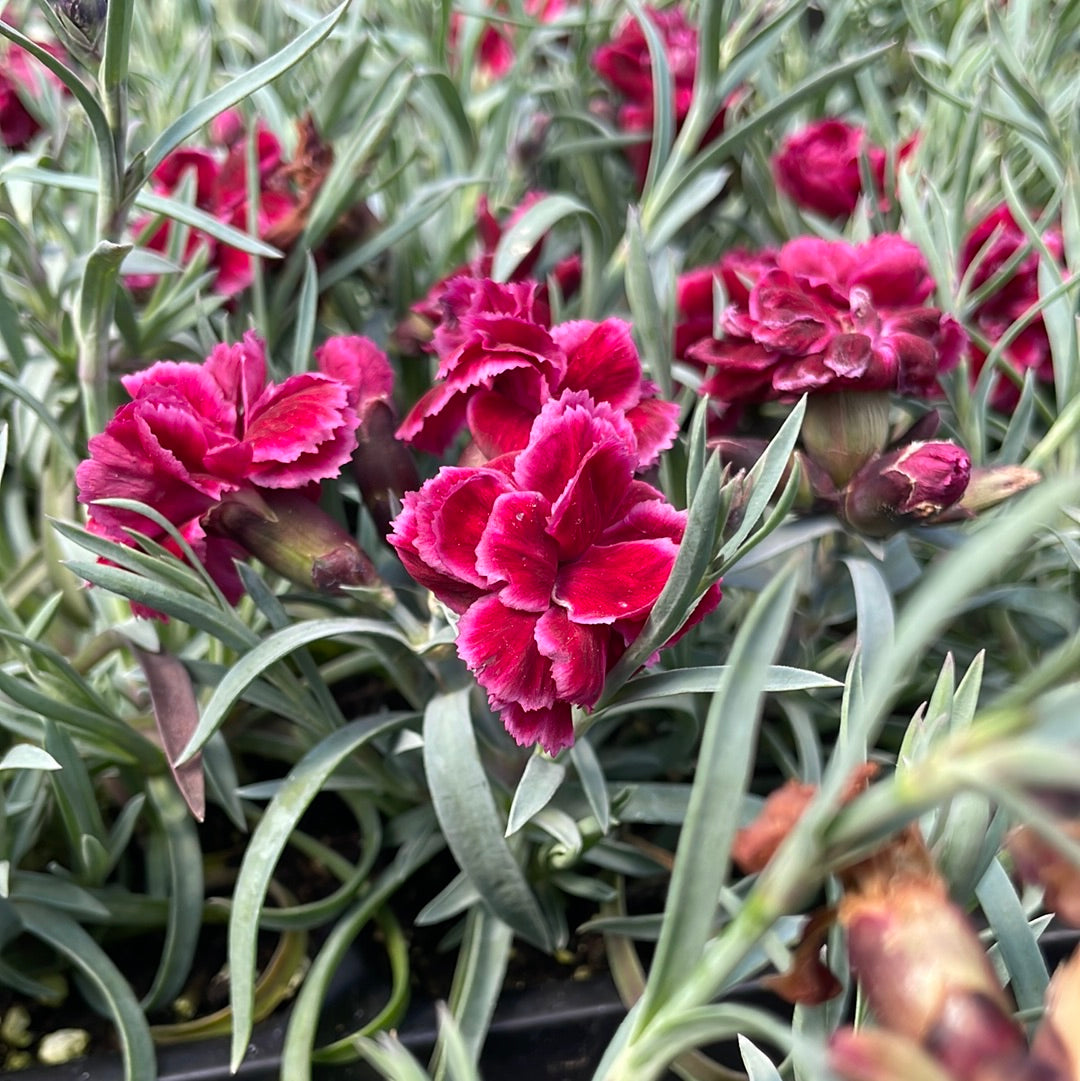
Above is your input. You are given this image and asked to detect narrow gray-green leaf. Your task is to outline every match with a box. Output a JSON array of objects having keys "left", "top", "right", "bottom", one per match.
[
  {"left": 633, "top": 562, "right": 799, "bottom": 1030},
  {"left": 179, "top": 618, "right": 409, "bottom": 763},
  {"left": 492, "top": 194, "right": 595, "bottom": 283},
  {"left": 843, "top": 557, "right": 895, "bottom": 678},
  {"left": 434, "top": 907, "right": 512, "bottom": 1081},
  {"left": 612, "top": 665, "right": 840, "bottom": 706},
  {"left": 17, "top": 905, "right": 156, "bottom": 1081},
  {"left": 228, "top": 714, "right": 410, "bottom": 1071},
  {"left": 570, "top": 738, "right": 610, "bottom": 834},
  {"left": 975, "top": 858, "right": 1048, "bottom": 1011},
  {"left": 506, "top": 753, "right": 567, "bottom": 837},
  {"left": 0, "top": 746, "right": 60, "bottom": 771},
  {"left": 140, "top": 777, "right": 204, "bottom": 1012},
  {"left": 423, "top": 689, "right": 552, "bottom": 951},
  {"left": 719, "top": 397, "right": 806, "bottom": 562}
]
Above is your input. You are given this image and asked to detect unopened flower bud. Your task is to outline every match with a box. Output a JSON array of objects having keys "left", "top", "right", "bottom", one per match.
[
  {"left": 54, "top": 0, "right": 107, "bottom": 32},
  {"left": 802, "top": 390, "right": 891, "bottom": 487},
  {"left": 842, "top": 441, "right": 971, "bottom": 538},
  {"left": 1031, "top": 947, "right": 1080, "bottom": 1080},
  {"left": 955, "top": 465, "right": 1041, "bottom": 515},
  {"left": 830, "top": 1028, "right": 956, "bottom": 1081},
  {"left": 205, "top": 488, "right": 378, "bottom": 593},
  {"left": 839, "top": 830, "right": 1025, "bottom": 1074},
  {"left": 353, "top": 400, "right": 421, "bottom": 535}
]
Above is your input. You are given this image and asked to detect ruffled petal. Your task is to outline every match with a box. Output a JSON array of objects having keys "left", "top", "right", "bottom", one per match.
[
  {"left": 546, "top": 439, "right": 638, "bottom": 560},
  {"left": 204, "top": 331, "right": 267, "bottom": 421},
  {"left": 466, "top": 389, "right": 538, "bottom": 458},
  {"left": 457, "top": 597, "right": 555, "bottom": 711},
  {"left": 554, "top": 537, "right": 679, "bottom": 623},
  {"left": 475, "top": 491, "right": 558, "bottom": 611},
  {"left": 388, "top": 485, "right": 486, "bottom": 613},
  {"left": 415, "top": 467, "right": 513, "bottom": 588},
  {"left": 314, "top": 335, "right": 394, "bottom": 415},
  {"left": 625, "top": 396, "right": 681, "bottom": 469},
  {"left": 514, "top": 390, "right": 636, "bottom": 511},
  {"left": 121, "top": 360, "right": 236, "bottom": 436},
  {"left": 555, "top": 318, "right": 643, "bottom": 411},
  {"left": 534, "top": 607, "right": 608, "bottom": 706},
  {"left": 498, "top": 700, "right": 575, "bottom": 755},
  {"left": 243, "top": 373, "right": 359, "bottom": 486}
]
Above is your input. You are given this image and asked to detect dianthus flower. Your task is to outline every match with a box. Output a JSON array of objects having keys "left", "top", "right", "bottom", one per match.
[
  {"left": 772, "top": 118, "right": 915, "bottom": 220},
  {"left": 76, "top": 333, "right": 387, "bottom": 611},
  {"left": 449, "top": 0, "right": 564, "bottom": 79},
  {"left": 959, "top": 204, "right": 1066, "bottom": 410},
  {"left": 0, "top": 37, "right": 66, "bottom": 150},
  {"left": 128, "top": 115, "right": 335, "bottom": 298},
  {"left": 390, "top": 390, "right": 720, "bottom": 753},
  {"left": 398, "top": 194, "right": 581, "bottom": 353},
  {"left": 685, "top": 235, "right": 967, "bottom": 406},
  {"left": 397, "top": 277, "right": 679, "bottom": 469},
  {"left": 591, "top": 4, "right": 731, "bottom": 186}
]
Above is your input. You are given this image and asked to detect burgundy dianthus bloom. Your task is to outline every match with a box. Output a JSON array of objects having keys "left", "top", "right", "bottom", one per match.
[
  {"left": 390, "top": 390, "right": 720, "bottom": 753},
  {"left": 128, "top": 122, "right": 307, "bottom": 298},
  {"left": 75, "top": 332, "right": 383, "bottom": 608},
  {"left": 397, "top": 277, "right": 679, "bottom": 470},
  {"left": 591, "top": 4, "right": 731, "bottom": 186},
  {"left": 449, "top": 0, "right": 565, "bottom": 79},
  {"left": 0, "top": 38, "right": 66, "bottom": 150},
  {"left": 959, "top": 204, "right": 1066, "bottom": 410},
  {"left": 685, "top": 235, "right": 967, "bottom": 406},
  {"left": 773, "top": 118, "right": 914, "bottom": 219},
  {"left": 400, "top": 193, "right": 581, "bottom": 352}
]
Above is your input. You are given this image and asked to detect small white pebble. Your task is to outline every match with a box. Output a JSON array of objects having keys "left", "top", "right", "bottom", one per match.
[{"left": 37, "top": 1029, "right": 90, "bottom": 1065}]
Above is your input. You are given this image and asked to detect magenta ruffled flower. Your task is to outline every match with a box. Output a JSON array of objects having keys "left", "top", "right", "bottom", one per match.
[
  {"left": 390, "top": 391, "right": 720, "bottom": 753},
  {"left": 128, "top": 123, "right": 302, "bottom": 298},
  {"left": 685, "top": 235, "right": 967, "bottom": 406},
  {"left": 397, "top": 277, "right": 679, "bottom": 470},
  {"left": 0, "top": 37, "right": 66, "bottom": 150},
  {"left": 76, "top": 332, "right": 387, "bottom": 610},
  {"left": 592, "top": 4, "right": 732, "bottom": 186},
  {"left": 449, "top": 0, "right": 565, "bottom": 79},
  {"left": 399, "top": 194, "right": 581, "bottom": 353},
  {"left": 773, "top": 119, "right": 915, "bottom": 220},
  {"left": 960, "top": 204, "right": 1066, "bottom": 410}
]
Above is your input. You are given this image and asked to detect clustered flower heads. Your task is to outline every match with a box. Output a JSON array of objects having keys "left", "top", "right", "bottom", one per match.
[
  {"left": 678, "top": 232, "right": 1041, "bottom": 536},
  {"left": 684, "top": 234, "right": 966, "bottom": 405},
  {"left": 390, "top": 390, "right": 720, "bottom": 754},
  {"left": 129, "top": 113, "right": 337, "bottom": 298},
  {"left": 960, "top": 204, "right": 1067, "bottom": 409},
  {"left": 75, "top": 333, "right": 391, "bottom": 614},
  {"left": 397, "top": 276, "right": 679, "bottom": 470}
]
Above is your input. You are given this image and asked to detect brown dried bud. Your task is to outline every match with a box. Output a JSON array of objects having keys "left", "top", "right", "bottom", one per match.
[
  {"left": 839, "top": 828, "right": 1024, "bottom": 1074},
  {"left": 955, "top": 465, "right": 1041, "bottom": 515},
  {"left": 1007, "top": 822, "right": 1080, "bottom": 926}
]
